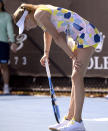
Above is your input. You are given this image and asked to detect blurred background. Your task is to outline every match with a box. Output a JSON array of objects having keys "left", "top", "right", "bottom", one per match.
[{"left": 0, "top": 0, "right": 108, "bottom": 97}]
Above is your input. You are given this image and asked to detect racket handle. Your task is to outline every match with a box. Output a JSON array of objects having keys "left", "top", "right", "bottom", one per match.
[{"left": 45, "top": 59, "right": 51, "bottom": 78}]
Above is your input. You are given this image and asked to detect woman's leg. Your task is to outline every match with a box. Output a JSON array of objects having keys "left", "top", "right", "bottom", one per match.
[
  {"left": 67, "top": 46, "right": 95, "bottom": 122},
  {"left": 1, "top": 63, "right": 10, "bottom": 94},
  {"left": 1, "top": 63, "right": 9, "bottom": 85},
  {"left": 66, "top": 58, "right": 76, "bottom": 120}
]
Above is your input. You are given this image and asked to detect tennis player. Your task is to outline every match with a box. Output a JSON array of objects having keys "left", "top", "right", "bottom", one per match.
[{"left": 13, "top": 3, "right": 104, "bottom": 131}]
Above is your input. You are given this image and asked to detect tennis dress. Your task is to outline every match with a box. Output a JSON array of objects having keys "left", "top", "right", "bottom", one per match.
[{"left": 39, "top": 5, "right": 104, "bottom": 52}]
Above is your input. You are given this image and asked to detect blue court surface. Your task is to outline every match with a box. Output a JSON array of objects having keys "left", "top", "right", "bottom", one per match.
[{"left": 0, "top": 95, "right": 108, "bottom": 131}]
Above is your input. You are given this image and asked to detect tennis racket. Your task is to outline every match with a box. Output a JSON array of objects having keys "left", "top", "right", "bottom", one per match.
[{"left": 45, "top": 59, "right": 60, "bottom": 123}]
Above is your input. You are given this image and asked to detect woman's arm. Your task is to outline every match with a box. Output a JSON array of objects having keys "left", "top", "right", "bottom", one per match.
[
  {"left": 44, "top": 31, "right": 52, "bottom": 57},
  {"left": 7, "top": 14, "right": 17, "bottom": 53},
  {"left": 7, "top": 14, "right": 15, "bottom": 43},
  {"left": 35, "top": 10, "right": 75, "bottom": 58},
  {"left": 40, "top": 31, "right": 52, "bottom": 66}
]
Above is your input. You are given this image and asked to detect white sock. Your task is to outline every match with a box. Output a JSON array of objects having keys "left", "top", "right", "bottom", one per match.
[
  {"left": 4, "top": 84, "right": 9, "bottom": 88},
  {"left": 3, "top": 84, "right": 10, "bottom": 94}
]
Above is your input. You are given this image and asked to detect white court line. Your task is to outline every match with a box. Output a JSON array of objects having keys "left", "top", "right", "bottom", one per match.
[{"left": 83, "top": 118, "right": 108, "bottom": 122}]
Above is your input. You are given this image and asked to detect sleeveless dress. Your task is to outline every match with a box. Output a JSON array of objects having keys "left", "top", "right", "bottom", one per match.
[{"left": 39, "top": 5, "right": 104, "bottom": 52}]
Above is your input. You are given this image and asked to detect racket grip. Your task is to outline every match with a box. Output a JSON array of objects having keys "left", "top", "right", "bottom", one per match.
[{"left": 45, "top": 59, "right": 51, "bottom": 78}]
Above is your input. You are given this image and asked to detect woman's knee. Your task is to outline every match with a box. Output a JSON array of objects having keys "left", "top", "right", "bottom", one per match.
[{"left": 71, "top": 70, "right": 83, "bottom": 81}]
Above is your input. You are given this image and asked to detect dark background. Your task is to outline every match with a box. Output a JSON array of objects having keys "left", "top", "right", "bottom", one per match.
[{"left": 3, "top": 0, "right": 108, "bottom": 78}]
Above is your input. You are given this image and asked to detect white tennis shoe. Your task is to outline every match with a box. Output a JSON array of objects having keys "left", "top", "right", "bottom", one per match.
[
  {"left": 58, "top": 119, "right": 86, "bottom": 131},
  {"left": 49, "top": 117, "right": 69, "bottom": 131}
]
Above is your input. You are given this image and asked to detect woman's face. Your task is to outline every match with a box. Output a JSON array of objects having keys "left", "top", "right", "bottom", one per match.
[{"left": 24, "top": 13, "right": 37, "bottom": 31}]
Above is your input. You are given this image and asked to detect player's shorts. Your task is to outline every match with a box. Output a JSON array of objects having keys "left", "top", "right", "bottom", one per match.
[{"left": 0, "top": 41, "right": 10, "bottom": 64}]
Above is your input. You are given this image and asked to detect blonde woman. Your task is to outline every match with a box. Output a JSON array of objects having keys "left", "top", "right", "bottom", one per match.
[{"left": 13, "top": 3, "right": 104, "bottom": 131}]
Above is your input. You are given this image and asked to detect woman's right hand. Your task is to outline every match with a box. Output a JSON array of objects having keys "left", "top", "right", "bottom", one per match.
[
  {"left": 40, "top": 54, "right": 49, "bottom": 67},
  {"left": 10, "top": 43, "right": 18, "bottom": 53}
]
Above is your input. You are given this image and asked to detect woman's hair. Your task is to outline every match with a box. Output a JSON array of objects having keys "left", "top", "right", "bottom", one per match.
[
  {"left": 20, "top": 3, "right": 37, "bottom": 12},
  {"left": 13, "top": 7, "right": 25, "bottom": 23},
  {"left": 0, "top": 1, "right": 6, "bottom": 11},
  {"left": 13, "top": 3, "right": 36, "bottom": 23}
]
